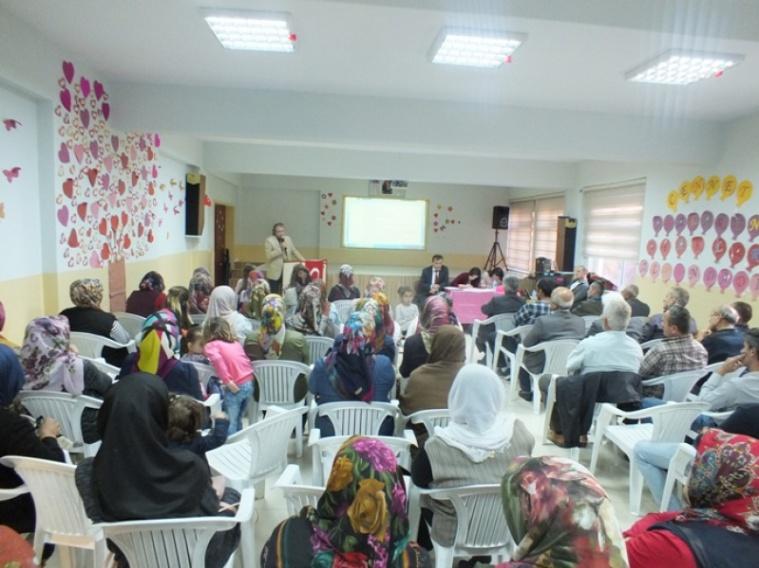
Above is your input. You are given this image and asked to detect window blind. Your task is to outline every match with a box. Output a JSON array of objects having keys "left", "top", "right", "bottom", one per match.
[
  {"left": 534, "top": 197, "right": 565, "bottom": 263},
  {"left": 505, "top": 201, "right": 534, "bottom": 272},
  {"left": 506, "top": 196, "right": 565, "bottom": 272},
  {"left": 582, "top": 182, "right": 645, "bottom": 261}
]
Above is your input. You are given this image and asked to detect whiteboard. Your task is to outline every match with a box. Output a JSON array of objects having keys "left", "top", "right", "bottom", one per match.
[{"left": 342, "top": 197, "right": 427, "bottom": 250}]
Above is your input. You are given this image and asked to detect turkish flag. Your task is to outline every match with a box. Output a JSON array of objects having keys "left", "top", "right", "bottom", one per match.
[{"left": 304, "top": 259, "right": 327, "bottom": 281}]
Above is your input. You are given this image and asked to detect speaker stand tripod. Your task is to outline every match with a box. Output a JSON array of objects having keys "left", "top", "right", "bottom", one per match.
[{"left": 484, "top": 230, "right": 507, "bottom": 272}]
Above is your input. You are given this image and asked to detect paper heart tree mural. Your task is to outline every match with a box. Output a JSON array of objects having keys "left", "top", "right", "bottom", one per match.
[{"left": 55, "top": 60, "right": 183, "bottom": 269}]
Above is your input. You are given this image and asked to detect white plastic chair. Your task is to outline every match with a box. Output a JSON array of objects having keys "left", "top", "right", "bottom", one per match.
[
  {"left": 0, "top": 484, "right": 29, "bottom": 501},
  {"left": 304, "top": 335, "right": 333, "bottom": 364},
  {"left": 69, "top": 331, "right": 135, "bottom": 359},
  {"left": 641, "top": 364, "right": 718, "bottom": 403},
  {"left": 0, "top": 456, "right": 106, "bottom": 567},
  {"left": 97, "top": 487, "right": 256, "bottom": 568},
  {"left": 274, "top": 464, "right": 323, "bottom": 516},
  {"left": 113, "top": 312, "right": 146, "bottom": 339},
  {"left": 189, "top": 313, "right": 206, "bottom": 325},
  {"left": 408, "top": 483, "right": 514, "bottom": 567},
  {"left": 660, "top": 443, "right": 696, "bottom": 512},
  {"left": 582, "top": 315, "right": 597, "bottom": 332},
  {"left": 206, "top": 406, "right": 307, "bottom": 496},
  {"left": 513, "top": 339, "right": 579, "bottom": 414},
  {"left": 17, "top": 391, "right": 103, "bottom": 457},
  {"left": 640, "top": 338, "right": 664, "bottom": 351},
  {"left": 406, "top": 409, "right": 451, "bottom": 437},
  {"left": 314, "top": 401, "right": 400, "bottom": 437},
  {"left": 470, "top": 313, "right": 515, "bottom": 364},
  {"left": 251, "top": 360, "right": 311, "bottom": 456},
  {"left": 492, "top": 324, "right": 533, "bottom": 376},
  {"left": 332, "top": 300, "right": 356, "bottom": 324},
  {"left": 308, "top": 430, "right": 416, "bottom": 485},
  {"left": 589, "top": 401, "right": 709, "bottom": 514},
  {"left": 81, "top": 356, "right": 120, "bottom": 379}
]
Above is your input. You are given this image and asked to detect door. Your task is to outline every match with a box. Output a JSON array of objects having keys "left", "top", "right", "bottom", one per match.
[
  {"left": 108, "top": 258, "right": 126, "bottom": 312},
  {"left": 214, "top": 204, "right": 228, "bottom": 286}
]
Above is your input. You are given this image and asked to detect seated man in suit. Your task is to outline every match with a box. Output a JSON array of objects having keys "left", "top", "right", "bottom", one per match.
[
  {"left": 622, "top": 284, "right": 650, "bottom": 317},
  {"left": 518, "top": 287, "right": 586, "bottom": 401},
  {"left": 639, "top": 286, "right": 697, "bottom": 343},
  {"left": 476, "top": 276, "right": 525, "bottom": 356},
  {"left": 415, "top": 254, "right": 449, "bottom": 305},
  {"left": 700, "top": 304, "right": 744, "bottom": 364},
  {"left": 571, "top": 280, "right": 604, "bottom": 317},
  {"left": 569, "top": 265, "right": 589, "bottom": 307}
]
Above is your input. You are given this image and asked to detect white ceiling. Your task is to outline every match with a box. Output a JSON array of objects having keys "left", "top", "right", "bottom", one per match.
[{"left": 4, "top": 0, "right": 759, "bottom": 121}]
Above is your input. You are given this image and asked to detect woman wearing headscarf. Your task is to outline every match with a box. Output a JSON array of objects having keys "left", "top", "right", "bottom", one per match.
[
  {"left": 118, "top": 309, "right": 203, "bottom": 400},
  {"left": 166, "top": 285, "right": 192, "bottom": 335},
  {"left": 411, "top": 365, "right": 534, "bottom": 550},
  {"left": 328, "top": 264, "right": 361, "bottom": 302},
  {"left": 400, "top": 326, "right": 465, "bottom": 417},
  {"left": 308, "top": 311, "right": 395, "bottom": 436},
  {"left": 365, "top": 276, "right": 386, "bottom": 297},
  {"left": 0, "top": 346, "right": 64, "bottom": 535},
  {"left": 357, "top": 295, "right": 396, "bottom": 361},
  {"left": 245, "top": 294, "right": 309, "bottom": 363},
  {"left": 60, "top": 278, "right": 131, "bottom": 366},
  {"left": 288, "top": 281, "right": 338, "bottom": 339},
  {"left": 625, "top": 428, "right": 759, "bottom": 568},
  {"left": 283, "top": 263, "right": 312, "bottom": 318},
  {"left": 497, "top": 456, "right": 628, "bottom": 567},
  {"left": 188, "top": 267, "right": 213, "bottom": 314},
  {"left": 20, "top": 316, "right": 113, "bottom": 442},
  {"left": 125, "top": 271, "right": 167, "bottom": 317},
  {"left": 205, "top": 285, "right": 253, "bottom": 344},
  {"left": 400, "top": 295, "right": 450, "bottom": 378},
  {"left": 262, "top": 436, "right": 429, "bottom": 567},
  {"left": 0, "top": 301, "right": 18, "bottom": 349},
  {"left": 90, "top": 374, "right": 239, "bottom": 567},
  {"left": 244, "top": 278, "right": 271, "bottom": 320}
]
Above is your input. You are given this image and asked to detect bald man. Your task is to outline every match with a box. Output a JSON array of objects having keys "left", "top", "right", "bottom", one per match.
[{"left": 518, "top": 286, "right": 586, "bottom": 401}]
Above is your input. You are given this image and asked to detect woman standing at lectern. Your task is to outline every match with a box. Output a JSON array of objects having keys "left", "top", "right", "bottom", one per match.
[{"left": 263, "top": 223, "right": 304, "bottom": 294}]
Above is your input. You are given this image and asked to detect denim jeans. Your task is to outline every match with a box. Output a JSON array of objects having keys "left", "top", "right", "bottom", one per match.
[
  {"left": 223, "top": 381, "right": 253, "bottom": 435},
  {"left": 633, "top": 441, "right": 682, "bottom": 511}
]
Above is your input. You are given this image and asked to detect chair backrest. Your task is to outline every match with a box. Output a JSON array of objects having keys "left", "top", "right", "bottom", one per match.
[
  {"left": 189, "top": 313, "right": 206, "bottom": 325},
  {"left": 305, "top": 335, "right": 333, "bottom": 364},
  {"left": 582, "top": 316, "right": 597, "bottom": 331},
  {"left": 82, "top": 356, "right": 120, "bottom": 378},
  {"left": 114, "top": 312, "right": 146, "bottom": 339},
  {"left": 274, "top": 465, "right": 323, "bottom": 516},
  {"left": 17, "top": 391, "right": 102, "bottom": 451},
  {"left": 470, "top": 314, "right": 516, "bottom": 362},
  {"left": 0, "top": 456, "right": 96, "bottom": 539},
  {"left": 317, "top": 401, "right": 399, "bottom": 436},
  {"left": 407, "top": 409, "right": 451, "bottom": 435},
  {"left": 187, "top": 361, "right": 217, "bottom": 388},
  {"left": 70, "top": 331, "right": 134, "bottom": 358},
  {"left": 541, "top": 339, "right": 580, "bottom": 375},
  {"left": 640, "top": 338, "right": 664, "bottom": 351},
  {"left": 252, "top": 360, "right": 311, "bottom": 406},
  {"left": 650, "top": 402, "right": 710, "bottom": 443},
  {"left": 424, "top": 484, "right": 514, "bottom": 555},
  {"left": 660, "top": 443, "right": 696, "bottom": 512},
  {"left": 208, "top": 406, "right": 307, "bottom": 481},
  {"left": 642, "top": 368, "right": 710, "bottom": 403},
  {"left": 333, "top": 300, "right": 356, "bottom": 324},
  {"left": 406, "top": 315, "right": 419, "bottom": 335},
  {"left": 312, "top": 435, "right": 415, "bottom": 485}
]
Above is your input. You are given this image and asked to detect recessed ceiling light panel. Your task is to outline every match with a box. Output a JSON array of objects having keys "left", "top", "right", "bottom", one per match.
[
  {"left": 430, "top": 29, "right": 526, "bottom": 68},
  {"left": 202, "top": 9, "right": 295, "bottom": 52},
  {"left": 626, "top": 50, "right": 744, "bottom": 85}
]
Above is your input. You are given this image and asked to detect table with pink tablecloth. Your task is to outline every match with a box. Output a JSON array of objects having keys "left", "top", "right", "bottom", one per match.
[{"left": 444, "top": 287, "right": 501, "bottom": 324}]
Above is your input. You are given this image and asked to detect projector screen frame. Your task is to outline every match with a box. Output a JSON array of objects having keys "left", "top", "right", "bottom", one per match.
[{"left": 341, "top": 195, "right": 429, "bottom": 251}]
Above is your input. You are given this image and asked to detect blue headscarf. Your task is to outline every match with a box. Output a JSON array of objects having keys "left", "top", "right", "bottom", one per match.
[
  {"left": 325, "top": 312, "right": 377, "bottom": 402},
  {"left": 0, "top": 344, "right": 25, "bottom": 406}
]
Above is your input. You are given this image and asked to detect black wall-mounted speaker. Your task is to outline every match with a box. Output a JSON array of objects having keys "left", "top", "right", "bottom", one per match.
[
  {"left": 492, "top": 206, "right": 510, "bottom": 230},
  {"left": 185, "top": 173, "right": 206, "bottom": 236}
]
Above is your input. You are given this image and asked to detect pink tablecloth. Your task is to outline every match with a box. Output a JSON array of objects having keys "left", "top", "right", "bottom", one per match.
[{"left": 445, "top": 287, "right": 499, "bottom": 324}]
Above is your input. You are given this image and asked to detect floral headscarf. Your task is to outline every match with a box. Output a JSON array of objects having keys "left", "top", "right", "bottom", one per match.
[
  {"left": 70, "top": 278, "right": 104, "bottom": 308},
  {"left": 288, "top": 282, "right": 324, "bottom": 335},
  {"left": 247, "top": 278, "right": 271, "bottom": 319},
  {"left": 419, "top": 295, "right": 450, "bottom": 353},
  {"left": 262, "top": 436, "right": 427, "bottom": 568},
  {"left": 20, "top": 316, "right": 84, "bottom": 394},
  {"left": 324, "top": 311, "right": 377, "bottom": 402},
  {"left": 499, "top": 456, "right": 627, "bottom": 567},
  {"left": 188, "top": 267, "right": 213, "bottom": 313},
  {"left": 258, "top": 294, "right": 287, "bottom": 358},
  {"left": 365, "top": 276, "right": 386, "bottom": 297},
  {"left": 139, "top": 271, "right": 165, "bottom": 292},
  {"left": 132, "top": 309, "right": 180, "bottom": 378}
]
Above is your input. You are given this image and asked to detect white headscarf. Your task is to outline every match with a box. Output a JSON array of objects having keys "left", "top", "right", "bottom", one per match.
[
  {"left": 434, "top": 364, "right": 513, "bottom": 462},
  {"left": 206, "top": 286, "right": 237, "bottom": 320}
]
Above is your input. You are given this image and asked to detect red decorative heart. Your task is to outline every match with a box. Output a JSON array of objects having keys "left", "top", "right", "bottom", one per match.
[
  {"left": 99, "top": 218, "right": 108, "bottom": 236},
  {"left": 131, "top": 172, "right": 139, "bottom": 187},
  {"left": 67, "top": 229, "right": 79, "bottom": 248},
  {"left": 80, "top": 76, "right": 91, "bottom": 98},
  {"left": 86, "top": 168, "right": 98, "bottom": 187},
  {"left": 59, "top": 89, "right": 71, "bottom": 112},
  {"left": 120, "top": 153, "right": 128, "bottom": 169},
  {"left": 121, "top": 211, "right": 128, "bottom": 227},
  {"left": 122, "top": 234, "right": 131, "bottom": 249},
  {"left": 147, "top": 147, "right": 154, "bottom": 161},
  {"left": 94, "top": 80, "right": 105, "bottom": 100},
  {"left": 62, "top": 61, "right": 75, "bottom": 83},
  {"left": 80, "top": 109, "right": 90, "bottom": 129},
  {"left": 62, "top": 178, "right": 74, "bottom": 198},
  {"left": 77, "top": 202, "right": 87, "bottom": 221},
  {"left": 101, "top": 103, "right": 110, "bottom": 121},
  {"left": 118, "top": 180, "right": 126, "bottom": 195},
  {"left": 138, "top": 222, "right": 144, "bottom": 237},
  {"left": 110, "top": 215, "right": 119, "bottom": 233},
  {"left": 58, "top": 143, "right": 70, "bottom": 164},
  {"left": 147, "top": 229, "right": 154, "bottom": 243},
  {"left": 147, "top": 182, "right": 155, "bottom": 195},
  {"left": 111, "top": 135, "right": 119, "bottom": 152},
  {"left": 101, "top": 243, "right": 110, "bottom": 260}
]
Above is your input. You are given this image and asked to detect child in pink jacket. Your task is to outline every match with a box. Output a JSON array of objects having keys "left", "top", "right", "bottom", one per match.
[{"left": 203, "top": 317, "right": 254, "bottom": 435}]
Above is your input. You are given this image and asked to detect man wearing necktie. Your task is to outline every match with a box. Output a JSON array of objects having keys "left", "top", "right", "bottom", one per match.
[{"left": 416, "top": 254, "right": 449, "bottom": 305}]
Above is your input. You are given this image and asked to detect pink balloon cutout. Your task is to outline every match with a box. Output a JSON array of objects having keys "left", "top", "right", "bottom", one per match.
[
  {"left": 646, "top": 239, "right": 656, "bottom": 259},
  {"left": 652, "top": 216, "right": 663, "bottom": 237},
  {"left": 661, "top": 262, "right": 673, "bottom": 284},
  {"left": 701, "top": 211, "right": 714, "bottom": 235},
  {"left": 660, "top": 238, "right": 672, "bottom": 260},
  {"left": 729, "top": 242, "right": 746, "bottom": 268},
  {"left": 749, "top": 214, "right": 759, "bottom": 241},
  {"left": 686, "top": 213, "right": 699, "bottom": 236},
  {"left": 748, "top": 243, "right": 759, "bottom": 271},
  {"left": 674, "top": 214, "right": 686, "bottom": 235},
  {"left": 691, "top": 236, "right": 705, "bottom": 259},
  {"left": 687, "top": 265, "right": 701, "bottom": 288},
  {"left": 733, "top": 271, "right": 749, "bottom": 297},
  {"left": 673, "top": 263, "right": 685, "bottom": 285},
  {"left": 638, "top": 259, "right": 649, "bottom": 278},
  {"left": 663, "top": 215, "right": 675, "bottom": 236},
  {"left": 751, "top": 273, "right": 759, "bottom": 301},
  {"left": 675, "top": 236, "right": 687, "bottom": 258},
  {"left": 703, "top": 267, "right": 718, "bottom": 290},
  {"left": 714, "top": 213, "right": 729, "bottom": 237},
  {"left": 731, "top": 213, "right": 746, "bottom": 239},
  {"left": 650, "top": 261, "right": 661, "bottom": 282},
  {"left": 718, "top": 268, "right": 733, "bottom": 294},
  {"left": 712, "top": 237, "right": 727, "bottom": 263}
]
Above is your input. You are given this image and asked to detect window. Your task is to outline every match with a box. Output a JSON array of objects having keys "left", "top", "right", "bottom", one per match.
[
  {"left": 582, "top": 179, "right": 646, "bottom": 288},
  {"left": 506, "top": 196, "right": 565, "bottom": 273}
]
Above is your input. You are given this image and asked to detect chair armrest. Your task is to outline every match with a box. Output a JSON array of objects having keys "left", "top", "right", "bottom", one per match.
[
  {"left": 307, "top": 428, "right": 322, "bottom": 447},
  {"left": 402, "top": 429, "right": 418, "bottom": 446},
  {"left": 233, "top": 487, "right": 256, "bottom": 523},
  {"left": 0, "top": 484, "right": 29, "bottom": 501},
  {"left": 125, "top": 339, "right": 136, "bottom": 353},
  {"left": 275, "top": 464, "right": 303, "bottom": 487}
]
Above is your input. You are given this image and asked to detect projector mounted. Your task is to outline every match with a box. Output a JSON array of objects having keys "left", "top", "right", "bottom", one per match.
[{"left": 369, "top": 180, "right": 408, "bottom": 197}]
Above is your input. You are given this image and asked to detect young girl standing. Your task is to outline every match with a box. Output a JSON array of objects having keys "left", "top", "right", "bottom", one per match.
[{"left": 203, "top": 318, "right": 254, "bottom": 435}]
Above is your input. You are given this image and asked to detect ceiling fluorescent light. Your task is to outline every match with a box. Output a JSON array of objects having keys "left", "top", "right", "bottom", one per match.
[
  {"left": 202, "top": 9, "right": 295, "bottom": 52},
  {"left": 626, "top": 50, "right": 744, "bottom": 85},
  {"left": 430, "top": 29, "right": 526, "bottom": 68}
]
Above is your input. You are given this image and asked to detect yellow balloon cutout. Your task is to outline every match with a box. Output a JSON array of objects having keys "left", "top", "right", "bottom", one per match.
[
  {"left": 737, "top": 180, "right": 753, "bottom": 207},
  {"left": 706, "top": 176, "right": 721, "bottom": 199},
  {"left": 667, "top": 190, "right": 679, "bottom": 212},
  {"left": 690, "top": 176, "right": 705, "bottom": 200},
  {"left": 678, "top": 181, "right": 690, "bottom": 202},
  {"left": 721, "top": 175, "right": 737, "bottom": 201}
]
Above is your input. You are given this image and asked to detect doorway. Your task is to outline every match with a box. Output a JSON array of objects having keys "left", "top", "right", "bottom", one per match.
[{"left": 214, "top": 204, "right": 229, "bottom": 286}]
